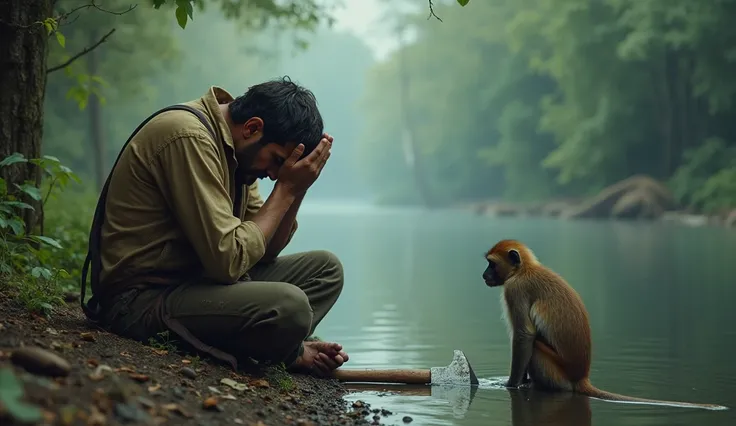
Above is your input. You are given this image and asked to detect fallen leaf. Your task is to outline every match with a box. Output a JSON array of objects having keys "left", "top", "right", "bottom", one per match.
[
  {"left": 202, "top": 396, "right": 218, "bottom": 410},
  {"left": 151, "top": 349, "right": 168, "bottom": 356},
  {"left": 207, "top": 386, "right": 221, "bottom": 394},
  {"left": 148, "top": 384, "right": 161, "bottom": 393},
  {"left": 120, "top": 351, "right": 131, "bottom": 358},
  {"left": 115, "top": 366, "right": 136, "bottom": 373},
  {"left": 129, "top": 373, "right": 150, "bottom": 383},
  {"left": 89, "top": 365, "right": 113, "bottom": 381},
  {"left": 161, "top": 403, "right": 193, "bottom": 418},
  {"left": 221, "top": 377, "right": 248, "bottom": 391},
  {"left": 250, "top": 379, "right": 269, "bottom": 388},
  {"left": 80, "top": 332, "right": 96, "bottom": 342},
  {"left": 46, "top": 327, "right": 58, "bottom": 335},
  {"left": 87, "top": 358, "right": 99, "bottom": 367},
  {"left": 181, "top": 359, "right": 191, "bottom": 365},
  {"left": 221, "top": 394, "right": 237, "bottom": 401}
]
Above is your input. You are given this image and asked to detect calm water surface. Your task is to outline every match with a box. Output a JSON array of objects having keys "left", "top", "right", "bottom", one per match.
[{"left": 282, "top": 203, "right": 736, "bottom": 426}]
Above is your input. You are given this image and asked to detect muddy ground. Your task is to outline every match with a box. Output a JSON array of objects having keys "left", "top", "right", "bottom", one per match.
[{"left": 0, "top": 290, "right": 402, "bottom": 426}]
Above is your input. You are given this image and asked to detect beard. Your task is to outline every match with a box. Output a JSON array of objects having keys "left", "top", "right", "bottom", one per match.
[{"left": 234, "top": 143, "right": 266, "bottom": 185}]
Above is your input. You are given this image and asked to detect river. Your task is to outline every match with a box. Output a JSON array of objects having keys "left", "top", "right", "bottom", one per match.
[{"left": 282, "top": 203, "right": 736, "bottom": 426}]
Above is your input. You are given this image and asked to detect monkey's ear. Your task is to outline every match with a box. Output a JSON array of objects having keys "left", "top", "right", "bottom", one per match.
[{"left": 508, "top": 249, "right": 522, "bottom": 266}]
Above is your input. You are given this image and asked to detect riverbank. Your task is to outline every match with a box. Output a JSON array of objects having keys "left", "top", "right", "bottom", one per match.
[
  {"left": 461, "top": 199, "right": 736, "bottom": 229},
  {"left": 0, "top": 289, "right": 390, "bottom": 426}
]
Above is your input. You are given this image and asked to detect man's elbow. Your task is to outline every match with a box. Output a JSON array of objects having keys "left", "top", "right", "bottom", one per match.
[{"left": 203, "top": 223, "right": 266, "bottom": 283}]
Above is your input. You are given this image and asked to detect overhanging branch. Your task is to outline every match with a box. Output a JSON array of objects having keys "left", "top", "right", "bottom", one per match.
[
  {"left": 47, "top": 28, "right": 116, "bottom": 74},
  {"left": 427, "top": 0, "right": 443, "bottom": 22}
]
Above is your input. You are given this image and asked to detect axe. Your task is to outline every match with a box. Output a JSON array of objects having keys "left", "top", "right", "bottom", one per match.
[{"left": 331, "top": 350, "right": 479, "bottom": 387}]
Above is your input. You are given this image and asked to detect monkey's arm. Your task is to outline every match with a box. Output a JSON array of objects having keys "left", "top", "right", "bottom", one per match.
[{"left": 505, "top": 290, "right": 536, "bottom": 388}]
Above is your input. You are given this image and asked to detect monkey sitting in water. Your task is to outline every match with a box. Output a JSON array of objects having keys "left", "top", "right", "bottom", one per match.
[{"left": 483, "top": 239, "right": 727, "bottom": 411}]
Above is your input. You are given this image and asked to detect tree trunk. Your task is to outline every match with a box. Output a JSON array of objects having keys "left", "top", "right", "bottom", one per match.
[
  {"left": 0, "top": 0, "right": 54, "bottom": 234},
  {"left": 88, "top": 29, "right": 105, "bottom": 190}
]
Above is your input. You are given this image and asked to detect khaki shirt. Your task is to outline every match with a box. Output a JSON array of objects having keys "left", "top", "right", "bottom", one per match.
[{"left": 99, "top": 86, "right": 296, "bottom": 293}]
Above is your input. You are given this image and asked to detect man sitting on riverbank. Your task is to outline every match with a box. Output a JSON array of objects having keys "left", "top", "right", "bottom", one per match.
[{"left": 82, "top": 77, "right": 349, "bottom": 376}]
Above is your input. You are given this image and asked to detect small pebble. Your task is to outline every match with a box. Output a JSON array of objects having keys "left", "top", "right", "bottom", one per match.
[
  {"left": 180, "top": 367, "right": 197, "bottom": 379},
  {"left": 10, "top": 346, "right": 71, "bottom": 377}
]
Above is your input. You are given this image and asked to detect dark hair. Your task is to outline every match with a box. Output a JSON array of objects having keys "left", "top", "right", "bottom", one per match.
[{"left": 229, "top": 76, "right": 323, "bottom": 156}]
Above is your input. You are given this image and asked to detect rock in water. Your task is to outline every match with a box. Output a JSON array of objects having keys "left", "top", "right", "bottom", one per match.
[{"left": 10, "top": 346, "right": 71, "bottom": 377}]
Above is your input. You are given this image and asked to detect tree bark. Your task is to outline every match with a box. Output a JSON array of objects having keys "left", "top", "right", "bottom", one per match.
[{"left": 0, "top": 0, "right": 54, "bottom": 234}]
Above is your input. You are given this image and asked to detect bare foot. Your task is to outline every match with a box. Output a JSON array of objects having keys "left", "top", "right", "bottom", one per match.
[{"left": 287, "top": 341, "right": 349, "bottom": 376}]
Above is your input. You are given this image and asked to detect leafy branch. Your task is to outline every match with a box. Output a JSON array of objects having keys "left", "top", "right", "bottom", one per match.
[
  {"left": 47, "top": 28, "right": 116, "bottom": 74},
  {"left": 428, "top": 0, "right": 470, "bottom": 22}
]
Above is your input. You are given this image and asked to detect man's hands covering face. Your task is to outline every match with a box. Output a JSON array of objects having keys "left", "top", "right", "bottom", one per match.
[{"left": 276, "top": 132, "right": 333, "bottom": 196}]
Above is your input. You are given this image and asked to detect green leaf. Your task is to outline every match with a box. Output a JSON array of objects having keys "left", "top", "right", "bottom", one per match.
[
  {"left": 176, "top": 0, "right": 194, "bottom": 19},
  {"left": 55, "top": 31, "right": 66, "bottom": 48},
  {"left": 0, "top": 217, "right": 7, "bottom": 229},
  {"left": 30, "top": 235, "right": 63, "bottom": 249},
  {"left": 0, "top": 367, "right": 43, "bottom": 424},
  {"left": 175, "top": 6, "right": 188, "bottom": 29},
  {"left": 457, "top": 0, "right": 469, "bottom": 5},
  {"left": 3, "top": 201, "right": 34, "bottom": 211},
  {"left": 152, "top": 0, "right": 166, "bottom": 9},
  {"left": 0, "top": 153, "right": 27, "bottom": 168},
  {"left": 7, "top": 219, "right": 24, "bottom": 236},
  {"left": 39, "top": 302, "right": 54, "bottom": 315},
  {"left": 14, "top": 184, "right": 42, "bottom": 201}
]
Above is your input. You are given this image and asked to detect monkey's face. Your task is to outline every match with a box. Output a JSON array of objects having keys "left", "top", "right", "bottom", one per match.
[
  {"left": 483, "top": 257, "right": 503, "bottom": 287},
  {"left": 483, "top": 247, "right": 522, "bottom": 287}
]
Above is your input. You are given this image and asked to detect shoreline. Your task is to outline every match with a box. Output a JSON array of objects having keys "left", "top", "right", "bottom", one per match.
[
  {"left": 0, "top": 290, "right": 389, "bottom": 426},
  {"left": 454, "top": 200, "right": 736, "bottom": 230}
]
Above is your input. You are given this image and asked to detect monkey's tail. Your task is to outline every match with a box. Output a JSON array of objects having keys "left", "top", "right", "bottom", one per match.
[{"left": 575, "top": 379, "right": 728, "bottom": 411}]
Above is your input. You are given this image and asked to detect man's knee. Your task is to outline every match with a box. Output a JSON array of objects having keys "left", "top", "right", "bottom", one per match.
[
  {"left": 275, "top": 284, "right": 313, "bottom": 338},
  {"left": 307, "top": 249, "right": 344, "bottom": 290}
]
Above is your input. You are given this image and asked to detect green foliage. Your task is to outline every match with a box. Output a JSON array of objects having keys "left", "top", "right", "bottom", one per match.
[
  {"left": 150, "top": 0, "right": 332, "bottom": 32},
  {"left": 357, "top": 0, "right": 736, "bottom": 212},
  {"left": 669, "top": 138, "right": 736, "bottom": 213},
  {"left": 0, "top": 153, "right": 82, "bottom": 316},
  {"left": 0, "top": 368, "right": 43, "bottom": 424}
]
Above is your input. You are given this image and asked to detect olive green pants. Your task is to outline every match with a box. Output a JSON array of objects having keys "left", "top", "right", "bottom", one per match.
[{"left": 103, "top": 250, "right": 344, "bottom": 369}]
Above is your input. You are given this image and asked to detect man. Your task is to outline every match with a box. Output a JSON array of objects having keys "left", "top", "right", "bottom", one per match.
[{"left": 88, "top": 77, "right": 349, "bottom": 375}]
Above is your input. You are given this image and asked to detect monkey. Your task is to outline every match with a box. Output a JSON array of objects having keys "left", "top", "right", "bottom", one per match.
[{"left": 483, "top": 239, "right": 728, "bottom": 411}]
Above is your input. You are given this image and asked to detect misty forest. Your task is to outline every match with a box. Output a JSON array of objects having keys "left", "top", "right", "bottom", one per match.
[{"left": 1, "top": 0, "right": 735, "bottom": 425}]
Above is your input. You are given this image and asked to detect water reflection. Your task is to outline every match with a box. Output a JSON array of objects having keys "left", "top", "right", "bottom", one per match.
[
  {"left": 284, "top": 205, "right": 736, "bottom": 426},
  {"left": 509, "top": 388, "right": 591, "bottom": 426}
]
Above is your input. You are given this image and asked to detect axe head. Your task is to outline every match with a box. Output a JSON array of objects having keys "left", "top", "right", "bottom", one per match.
[{"left": 430, "top": 350, "right": 479, "bottom": 386}]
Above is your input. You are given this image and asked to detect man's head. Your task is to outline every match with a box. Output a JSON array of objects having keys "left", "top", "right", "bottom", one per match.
[{"left": 226, "top": 76, "right": 324, "bottom": 183}]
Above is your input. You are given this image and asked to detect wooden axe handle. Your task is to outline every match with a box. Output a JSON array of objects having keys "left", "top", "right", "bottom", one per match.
[{"left": 331, "top": 368, "right": 431, "bottom": 385}]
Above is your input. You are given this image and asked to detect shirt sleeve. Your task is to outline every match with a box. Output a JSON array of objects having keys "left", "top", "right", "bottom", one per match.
[
  {"left": 152, "top": 133, "right": 266, "bottom": 283},
  {"left": 244, "top": 181, "right": 299, "bottom": 247}
]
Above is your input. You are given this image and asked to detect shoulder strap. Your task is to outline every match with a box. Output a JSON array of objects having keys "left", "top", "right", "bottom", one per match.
[{"left": 80, "top": 104, "right": 217, "bottom": 323}]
